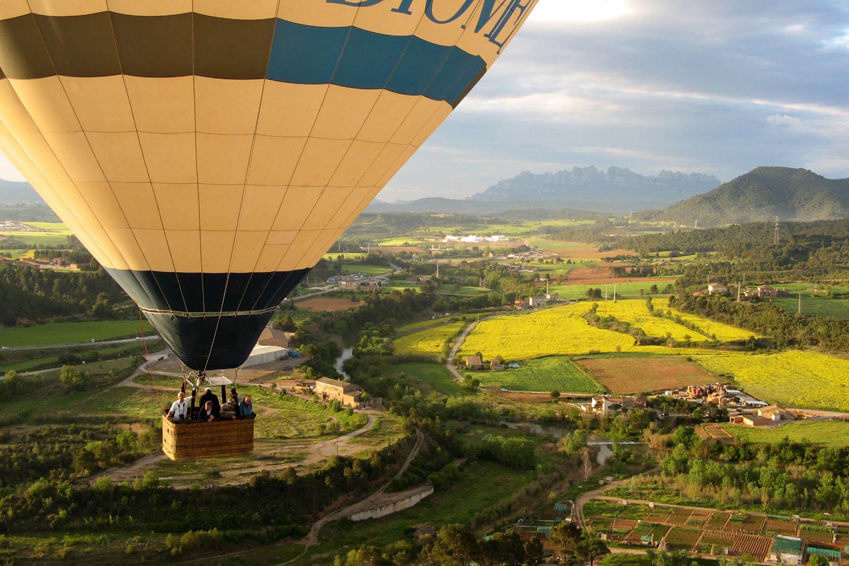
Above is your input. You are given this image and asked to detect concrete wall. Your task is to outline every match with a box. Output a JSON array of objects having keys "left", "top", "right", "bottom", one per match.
[{"left": 351, "top": 485, "right": 434, "bottom": 521}]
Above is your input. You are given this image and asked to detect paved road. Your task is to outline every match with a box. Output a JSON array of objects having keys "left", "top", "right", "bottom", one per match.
[{"left": 2, "top": 334, "right": 159, "bottom": 352}]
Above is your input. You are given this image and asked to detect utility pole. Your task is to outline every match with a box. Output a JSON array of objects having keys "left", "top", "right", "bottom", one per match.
[
  {"left": 613, "top": 284, "right": 618, "bottom": 302},
  {"left": 774, "top": 217, "right": 780, "bottom": 246},
  {"left": 604, "top": 284, "right": 608, "bottom": 301},
  {"left": 798, "top": 292, "right": 802, "bottom": 315},
  {"left": 736, "top": 281, "right": 741, "bottom": 302}
]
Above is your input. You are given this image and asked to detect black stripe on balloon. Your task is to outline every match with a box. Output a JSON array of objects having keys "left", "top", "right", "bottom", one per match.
[
  {"left": 105, "top": 268, "right": 309, "bottom": 313},
  {"left": 0, "top": 13, "right": 486, "bottom": 106}
]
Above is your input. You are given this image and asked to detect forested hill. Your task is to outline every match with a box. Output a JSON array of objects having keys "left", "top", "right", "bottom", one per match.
[{"left": 651, "top": 167, "right": 849, "bottom": 226}]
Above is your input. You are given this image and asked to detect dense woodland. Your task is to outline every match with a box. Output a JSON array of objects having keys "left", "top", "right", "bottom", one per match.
[{"left": 0, "top": 264, "right": 127, "bottom": 326}]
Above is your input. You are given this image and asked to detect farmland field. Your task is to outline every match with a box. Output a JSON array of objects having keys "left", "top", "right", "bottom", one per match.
[
  {"left": 550, "top": 280, "right": 675, "bottom": 300},
  {"left": 654, "top": 298, "right": 754, "bottom": 341},
  {"left": 340, "top": 263, "right": 393, "bottom": 275},
  {"left": 771, "top": 297, "right": 849, "bottom": 319},
  {"left": 394, "top": 321, "right": 465, "bottom": 360},
  {"left": 722, "top": 420, "right": 849, "bottom": 448},
  {"left": 578, "top": 356, "right": 718, "bottom": 393},
  {"left": 467, "top": 356, "right": 604, "bottom": 393},
  {"left": 459, "top": 304, "right": 636, "bottom": 360},
  {"left": 387, "top": 362, "right": 468, "bottom": 396},
  {"left": 696, "top": 350, "right": 849, "bottom": 412},
  {"left": 296, "top": 297, "right": 362, "bottom": 312},
  {"left": 0, "top": 221, "right": 72, "bottom": 246},
  {"left": 0, "top": 320, "right": 153, "bottom": 347},
  {"left": 595, "top": 299, "right": 711, "bottom": 342}
]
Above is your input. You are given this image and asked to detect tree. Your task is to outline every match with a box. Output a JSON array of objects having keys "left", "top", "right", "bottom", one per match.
[
  {"left": 809, "top": 555, "right": 829, "bottom": 566},
  {"left": 550, "top": 390, "right": 560, "bottom": 401},
  {"left": 59, "top": 365, "right": 86, "bottom": 391},
  {"left": 276, "top": 314, "right": 297, "bottom": 332}
]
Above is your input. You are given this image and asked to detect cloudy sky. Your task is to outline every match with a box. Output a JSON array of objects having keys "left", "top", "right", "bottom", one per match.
[
  {"left": 1, "top": 0, "right": 847, "bottom": 203},
  {"left": 383, "top": 0, "right": 849, "bottom": 201}
]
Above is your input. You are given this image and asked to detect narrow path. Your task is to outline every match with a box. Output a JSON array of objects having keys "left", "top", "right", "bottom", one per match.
[
  {"left": 4, "top": 335, "right": 159, "bottom": 352},
  {"left": 303, "top": 427, "right": 425, "bottom": 545},
  {"left": 445, "top": 320, "right": 480, "bottom": 383}
]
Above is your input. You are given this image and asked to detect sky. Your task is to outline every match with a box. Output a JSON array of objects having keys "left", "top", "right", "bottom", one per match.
[
  {"left": 384, "top": 0, "right": 849, "bottom": 201},
  {"left": 1, "top": 0, "right": 848, "bottom": 203}
]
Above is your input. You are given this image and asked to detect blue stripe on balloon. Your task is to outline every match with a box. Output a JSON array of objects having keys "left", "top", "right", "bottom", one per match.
[{"left": 267, "top": 20, "right": 486, "bottom": 106}]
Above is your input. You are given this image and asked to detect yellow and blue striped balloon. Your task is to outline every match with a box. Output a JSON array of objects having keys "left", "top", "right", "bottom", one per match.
[{"left": 0, "top": 0, "right": 536, "bottom": 370}]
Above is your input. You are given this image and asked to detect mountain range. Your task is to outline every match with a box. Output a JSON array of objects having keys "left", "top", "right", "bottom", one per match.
[
  {"left": 370, "top": 167, "right": 720, "bottom": 214},
  {"left": 0, "top": 179, "right": 41, "bottom": 204}
]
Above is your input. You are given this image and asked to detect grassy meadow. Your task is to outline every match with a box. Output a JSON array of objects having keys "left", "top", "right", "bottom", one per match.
[
  {"left": 393, "top": 321, "right": 465, "bottom": 360},
  {"left": 467, "top": 356, "right": 604, "bottom": 393},
  {"left": 0, "top": 320, "right": 153, "bottom": 347},
  {"left": 722, "top": 421, "right": 849, "bottom": 448}
]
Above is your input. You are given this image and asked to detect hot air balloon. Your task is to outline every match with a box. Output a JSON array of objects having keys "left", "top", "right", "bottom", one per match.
[{"left": 0, "top": 0, "right": 535, "bottom": 371}]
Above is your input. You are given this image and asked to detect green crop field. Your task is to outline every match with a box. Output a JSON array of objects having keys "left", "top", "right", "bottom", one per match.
[
  {"left": 722, "top": 421, "right": 849, "bottom": 448},
  {"left": 340, "top": 263, "right": 393, "bottom": 275},
  {"left": 696, "top": 350, "right": 849, "bottom": 412},
  {"left": 0, "top": 320, "right": 153, "bottom": 347},
  {"left": 394, "top": 321, "right": 464, "bottom": 360},
  {"left": 771, "top": 297, "right": 849, "bottom": 319},
  {"left": 387, "top": 362, "right": 468, "bottom": 396},
  {"left": 551, "top": 280, "right": 675, "bottom": 300},
  {"left": 467, "top": 356, "right": 604, "bottom": 393}
]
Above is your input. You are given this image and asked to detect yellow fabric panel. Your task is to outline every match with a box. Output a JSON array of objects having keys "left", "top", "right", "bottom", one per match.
[
  {"left": 301, "top": 188, "right": 351, "bottom": 230},
  {"left": 312, "top": 86, "right": 381, "bottom": 140},
  {"left": 352, "top": 2, "right": 424, "bottom": 37},
  {"left": 277, "top": 1, "right": 357, "bottom": 28},
  {"left": 153, "top": 183, "right": 199, "bottom": 231},
  {"left": 297, "top": 228, "right": 342, "bottom": 269},
  {"left": 411, "top": 1, "right": 469, "bottom": 47},
  {"left": 77, "top": 181, "right": 128, "bottom": 229},
  {"left": 358, "top": 143, "right": 407, "bottom": 187},
  {"left": 201, "top": 230, "right": 235, "bottom": 273},
  {"left": 41, "top": 131, "right": 105, "bottom": 182},
  {"left": 327, "top": 186, "right": 373, "bottom": 228},
  {"left": 8, "top": 78, "right": 80, "bottom": 134},
  {"left": 377, "top": 145, "right": 417, "bottom": 186},
  {"left": 109, "top": 227, "right": 150, "bottom": 271},
  {"left": 255, "top": 243, "right": 289, "bottom": 273},
  {"left": 87, "top": 132, "right": 149, "bottom": 182},
  {"left": 28, "top": 0, "right": 106, "bottom": 16},
  {"left": 165, "top": 230, "right": 202, "bottom": 272},
  {"left": 411, "top": 103, "right": 452, "bottom": 147},
  {"left": 290, "top": 137, "right": 351, "bottom": 187},
  {"left": 276, "top": 229, "right": 320, "bottom": 271},
  {"left": 195, "top": 0, "right": 278, "bottom": 19},
  {"left": 271, "top": 187, "right": 321, "bottom": 231},
  {"left": 391, "top": 97, "right": 443, "bottom": 145},
  {"left": 247, "top": 136, "right": 306, "bottom": 186},
  {"left": 0, "top": 0, "right": 30, "bottom": 19},
  {"left": 125, "top": 77, "right": 195, "bottom": 134},
  {"left": 199, "top": 184, "right": 243, "bottom": 231},
  {"left": 61, "top": 76, "right": 135, "bottom": 133},
  {"left": 138, "top": 132, "right": 197, "bottom": 184},
  {"left": 257, "top": 81, "right": 327, "bottom": 138},
  {"left": 238, "top": 185, "right": 286, "bottom": 231},
  {"left": 456, "top": 1, "right": 537, "bottom": 66},
  {"left": 266, "top": 230, "right": 296, "bottom": 246},
  {"left": 328, "top": 140, "right": 385, "bottom": 187},
  {"left": 358, "top": 91, "right": 419, "bottom": 143},
  {"left": 134, "top": 228, "right": 174, "bottom": 272},
  {"left": 108, "top": 0, "right": 192, "bottom": 16},
  {"left": 229, "top": 230, "right": 267, "bottom": 272},
  {"left": 196, "top": 78, "right": 264, "bottom": 135},
  {"left": 111, "top": 182, "right": 162, "bottom": 230},
  {"left": 196, "top": 133, "right": 252, "bottom": 184},
  {"left": 336, "top": 187, "right": 381, "bottom": 230}
]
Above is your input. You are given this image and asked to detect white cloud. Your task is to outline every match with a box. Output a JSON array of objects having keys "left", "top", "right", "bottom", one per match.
[
  {"left": 766, "top": 114, "right": 802, "bottom": 127},
  {"left": 529, "top": 0, "right": 632, "bottom": 24}
]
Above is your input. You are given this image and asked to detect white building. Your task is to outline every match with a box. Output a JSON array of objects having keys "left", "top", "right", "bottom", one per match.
[{"left": 242, "top": 344, "right": 288, "bottom": 368}]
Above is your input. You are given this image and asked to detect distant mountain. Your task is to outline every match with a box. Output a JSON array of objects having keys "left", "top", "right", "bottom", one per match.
[
  {"left": 471, "top": 166, "right": 720, "bottom": 210},
  {"left": 652, "top": 167, "right": 849, "bottom": 226},
  {"left": 0, "top": 179, "right": 41, "bottom": 204},
  {"left": 370, "top": 166, "right": 720, "bottom": 214}
]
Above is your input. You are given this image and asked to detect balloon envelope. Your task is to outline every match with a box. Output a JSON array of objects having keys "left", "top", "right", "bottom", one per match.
[{"left": 0, "top": 0, "right": 536, "bottom": 370}]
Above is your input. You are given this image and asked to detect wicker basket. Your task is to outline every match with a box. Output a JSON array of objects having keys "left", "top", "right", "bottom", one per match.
[{"left": 162, "top": 416, "right": 254, "bottom": 461}]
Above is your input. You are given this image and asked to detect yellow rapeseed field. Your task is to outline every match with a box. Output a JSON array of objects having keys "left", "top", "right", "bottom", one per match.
[
  {"left": 654, "top": 298, "right": 754, "bottom": 341},
  {"left": 595, "top": 300, "right": 703, "bottom": 342},
  {"left": 459, "top": 304, "right": 635, "bottom": 360},
  {"left": 394, "top": 321, "right": 465, "bottom": 360},
  {"left": 696, "top": 350, "right": 849, "bottom": 412}
]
